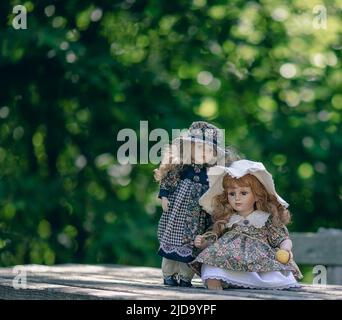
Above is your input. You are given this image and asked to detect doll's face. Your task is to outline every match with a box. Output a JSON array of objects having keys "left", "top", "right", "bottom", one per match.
[
  {"left": 227, "top": 185, "right": 256, "bottom": 216},
  {"left": 191, "top": 142, "right": 215, "bottom": 164}
]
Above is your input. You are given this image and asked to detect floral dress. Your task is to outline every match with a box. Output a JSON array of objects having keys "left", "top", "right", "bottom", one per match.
[
  {"left": 157, "top": 164, "right": 213, "bottom": 263},
  {"left": 189, "top": 210, "right": 303, "bottom": 289}
]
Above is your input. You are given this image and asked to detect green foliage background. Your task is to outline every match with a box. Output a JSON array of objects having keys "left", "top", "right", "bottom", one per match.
[{"left": 0, "top": 0, "right": 341, "bottom": 271}]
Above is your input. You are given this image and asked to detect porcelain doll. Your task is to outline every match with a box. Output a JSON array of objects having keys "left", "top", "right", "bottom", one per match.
[
  {"left": 154, "top": 121, "right": 238, "bottom": 287},
  {"left": 190, "top": 160, "right": 303, "bottom": 290}
]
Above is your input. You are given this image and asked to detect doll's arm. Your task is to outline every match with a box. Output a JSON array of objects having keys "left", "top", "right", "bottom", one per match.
[
  {"left": 266, "top": 218, "right": 295, "bottom": 261},
  {"left": 158, "top": 166, "right": 182, "bottom": 199},
  {"left": 266, "top": 217, "right": 290, "bottom": 248},
  {"left": 158, "top": 167, "right": 182, "bottom": 212},
  {"left": 161, "top": 197, "right": 170, "bottom": 212}
]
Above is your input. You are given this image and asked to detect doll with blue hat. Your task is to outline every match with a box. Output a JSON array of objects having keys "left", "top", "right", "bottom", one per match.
[{"left": 154, "top": 121, "right": 239, "bottom": 287}]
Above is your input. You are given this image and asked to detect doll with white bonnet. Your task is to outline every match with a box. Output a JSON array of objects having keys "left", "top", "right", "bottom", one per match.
[{"left": 189, "top": 160, "right": 303, "bottom": 290}]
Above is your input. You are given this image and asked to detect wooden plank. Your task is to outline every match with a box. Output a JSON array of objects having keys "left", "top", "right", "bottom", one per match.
[
  {"left": 0, "top": 278, "right": 140, "bottom": 300},
  {"left": 0, "top": 264, "right": 341, "bottom": 300},
  {"left": 291, "top": 232, "right": 342, "bottom": 265}
]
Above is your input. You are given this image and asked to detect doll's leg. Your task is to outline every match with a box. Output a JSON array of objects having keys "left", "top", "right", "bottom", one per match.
[
  {"left": 179, "top": 262, "right": 195, "bottom": 287},
  {"left": 206, "top": 279, "right": 223, "bottom": 290},
  {"left": 161, "top": 258, "right": 179, "bottom": 286},
  {"left": 162, "top": 257, "right": 179, "bottom": 276}
]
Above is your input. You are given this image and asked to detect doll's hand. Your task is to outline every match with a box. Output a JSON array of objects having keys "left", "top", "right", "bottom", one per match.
[
  {"left": 280, "top": 239, "right": 292, "bottom": 251},
  {"left": 194, "top": 235, "right": 206, "bottom": 249},
  {"left": 279, "top": 239, "right": 293, "bottom": 260},
  {"left": 161, "top": 197, "right": 170, "bottom": 212}
]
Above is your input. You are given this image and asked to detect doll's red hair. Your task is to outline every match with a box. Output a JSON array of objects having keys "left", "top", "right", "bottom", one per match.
[{"left": 210, "top": 174, "right": 291, "bottom": 237}]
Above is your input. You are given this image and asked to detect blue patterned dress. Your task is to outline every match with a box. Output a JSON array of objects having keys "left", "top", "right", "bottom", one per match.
[{"left": 157, "top": 164, "right": 213, "bottom": 263}]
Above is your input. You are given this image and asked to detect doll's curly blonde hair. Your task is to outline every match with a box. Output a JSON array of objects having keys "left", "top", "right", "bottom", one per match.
[
  {"left": 210, "top": 174, "right": 291, "bottom": 237},
  {"left": 153, "top": 142, "right": 186, "bottom": 182}
]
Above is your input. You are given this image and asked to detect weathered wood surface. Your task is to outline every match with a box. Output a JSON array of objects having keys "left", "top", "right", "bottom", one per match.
[{"left": 0, "top": 264, "right": 341, "bottom": 300}]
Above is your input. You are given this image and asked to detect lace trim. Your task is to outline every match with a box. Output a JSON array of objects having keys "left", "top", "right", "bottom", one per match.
[
  {"left": 159, "top": 243, "right": 193, "bottom": 257},
  {"left": 202, "top": 275, "right": 301, "bottom": 290}
]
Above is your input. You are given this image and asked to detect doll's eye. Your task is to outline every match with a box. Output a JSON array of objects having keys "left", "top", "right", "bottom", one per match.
[
  {"left": 241, "top": 191, "right": 248, "bottom": 195},
  {"left": 228, "top": 192, "right": 235, "bottom": 196}
]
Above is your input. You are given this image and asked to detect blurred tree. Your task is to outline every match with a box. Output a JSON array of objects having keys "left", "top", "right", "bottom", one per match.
[{"left": 0, "top": 0, "right": 341, "bottom": 268}]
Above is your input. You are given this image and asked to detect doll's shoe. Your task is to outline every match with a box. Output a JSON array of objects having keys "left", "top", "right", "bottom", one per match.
[
  {"left": 179, "top": 279, "right": 192, "bottom": 287},
  {"left": 163, "top": 275, "right": 178, "bottom": 286}
]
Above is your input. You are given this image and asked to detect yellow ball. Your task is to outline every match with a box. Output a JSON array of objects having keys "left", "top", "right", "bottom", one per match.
[{"left": 276, "top": 249, "right": 290, "bottom": 264}]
